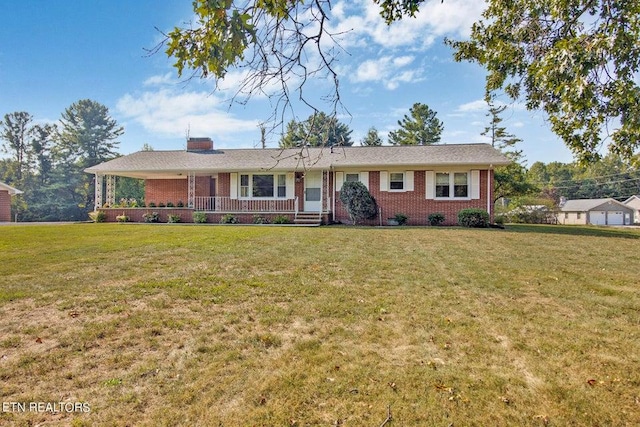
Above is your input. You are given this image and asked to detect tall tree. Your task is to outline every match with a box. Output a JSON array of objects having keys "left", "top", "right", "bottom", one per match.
[
  {"left": 481, "top": 96, "right": 536, "bottom": 202},
  {"left": 447, "top": 1, "right": 640, "bottom": 163},
  {"left": 388, "top": 103, "right": 443, "bottom": 145},
  {"left": 163, "top": 0, "right": 640, "bottom": 163},
  {"left": 55, "top": 99, "right": 124, "bottom": 219},
  {"left": 361, "top": 127, "right": 383, "bottom": 146},
  {"left": 0, "top": 112, "right": 34, "bottom": 181},
  {"left": 279, "top": 112, "right": 353, "bottom": 148},
  {"left": 30, "top": 124, "right": 56, "bottom": 185},
  {"left": 57, "top": 99, "right": 123, "bottom": 168}
]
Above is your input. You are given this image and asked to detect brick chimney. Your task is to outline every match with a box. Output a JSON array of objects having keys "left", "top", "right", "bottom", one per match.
[{"left": 187, "top": 137, "right": 213, "bottom": 151}]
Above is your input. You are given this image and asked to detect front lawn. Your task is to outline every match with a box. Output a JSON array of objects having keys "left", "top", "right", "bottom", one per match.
[{"left": 1, "top": 224, "right": 639, "bottom": 426}]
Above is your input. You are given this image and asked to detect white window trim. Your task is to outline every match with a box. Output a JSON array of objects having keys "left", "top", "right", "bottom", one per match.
[
  {"left": 432, "top": 171, "right": 473, "bottom": 200},
  {"left": 336, "top": 171, "right": 369, "bottom": 190},
  {"left": 380, "top": 170, "right": 413, "bottom": 192},
  {"left": 237, "top": 172, "right": 292, "bottom": 199}
]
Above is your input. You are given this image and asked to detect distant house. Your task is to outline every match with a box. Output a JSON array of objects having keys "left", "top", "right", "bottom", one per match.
[
  {"left": 85, "top": 138, "right": 510, "bottom": 225},
  {"left": 0, "top": 182, "right": 22, "bottom": 222},
  {"left": 557, "top": 198, "right": 634, "bottom": 226},
  {"left": 623, "top": 195, "right": 640, "bottom": 224}
]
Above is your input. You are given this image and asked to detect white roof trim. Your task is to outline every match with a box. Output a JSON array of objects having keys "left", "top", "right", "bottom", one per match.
[{"left": 0, "top": 182, "right": 23, "bottom": 195}]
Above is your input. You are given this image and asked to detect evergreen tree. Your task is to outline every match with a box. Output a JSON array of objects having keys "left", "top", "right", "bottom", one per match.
[
  {"left": 360, "top": 127, "right": 383, "bottom": 146},
  {"left": 279, "top": 112, "right": 352, "bottom": 148},
  {"left": 388, "top": 103, "right": 443, "bottom": 145},
  {"left": 0, "top": 112, "right": 35, "bottom": 181},
  {"left": 55, "top": 99, "right": 124, "bottom": 219},
  {"left": 482, "top": 95, "right": 536, "bottom": 202}
]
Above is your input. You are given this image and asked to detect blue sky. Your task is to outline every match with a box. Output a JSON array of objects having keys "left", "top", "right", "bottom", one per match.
[{"left": 0, "top": 0, "right": 576, "bottom": 165}]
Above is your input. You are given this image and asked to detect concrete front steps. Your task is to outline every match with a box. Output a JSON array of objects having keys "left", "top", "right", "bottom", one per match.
[{"left": 294, "top": 212, "right": 322, "bottom": 226}]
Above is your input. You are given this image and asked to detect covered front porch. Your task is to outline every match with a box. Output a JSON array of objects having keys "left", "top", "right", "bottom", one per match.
[{"left": 92, "top": 169, "right": 332, "bottom": 224}]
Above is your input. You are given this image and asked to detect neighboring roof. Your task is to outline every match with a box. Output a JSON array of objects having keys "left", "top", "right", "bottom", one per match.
[
  {"left": 0, "top": 182, "right": 22, "bottom": 195},
  {"left": 85, "top": 144, "right": 511, "bottom": 179},
  {"left": 560, "top": 198, "right": 632, "bottom": 212},
  {"left": 623, "top": 195, "right": 640, "bottom": 205}
]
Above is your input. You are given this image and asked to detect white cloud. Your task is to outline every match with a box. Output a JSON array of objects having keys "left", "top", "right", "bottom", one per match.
[
  {"left": 116, "top": 88, "right": 260, "bottom": 139},
  {"left": 143, "top": 73, "right": 175, "bottom": 87},
  {"left": 328, "top": 0, "right": 485, "bottom": 50},
  {"left": 352, "top": 55, "right": 422, "bottom": 90},
  {"left": 457, "top": 99, "right": 487, "bottom": 112}
]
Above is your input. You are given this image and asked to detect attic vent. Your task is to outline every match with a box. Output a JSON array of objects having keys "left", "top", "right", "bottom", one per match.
[{"left": 187, "top": 137, "right": 213, "bottom": 151}]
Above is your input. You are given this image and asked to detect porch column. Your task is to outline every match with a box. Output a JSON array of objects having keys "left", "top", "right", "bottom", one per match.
[
  {"left": 95, "top": 174, "right": 103, "bottom": 210},
  {"left": 106, "top": 175, "right": 116, "bottom": 206},
  {"left": 188, "top": 172, "right": 196, "bottom": 208}
]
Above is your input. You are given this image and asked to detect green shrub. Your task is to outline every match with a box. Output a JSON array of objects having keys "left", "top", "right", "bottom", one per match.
[
  {"left": 339, "top": 181, "right": 378, "bottom": 225},
  {"left": 272, "top": 215, "right": 291, "bottom": 224},
  {"left": 252, "top": 215, "right": 269, "bottom": 224},
  {"left": 142, "top": 211, "right": 160, "bottom": 223},
  {"left": 192, "top": 212, "right": 207, "bottom": 223},
  {"left": 158, "top": 202, "right": 166, "bottom": 208},
  {"left": 177, "top": 200, "right": 184, "bottom": 207},
  {"left": 394, "top": 213, "right": 408, "bottom": 226},
  {"left": 166, "top": 201, "right": 175, "bottom": 208},
  {"left": 494, "top": 215, "right": 505, "bottom": 225},
  {"left": 89, "top": 211, "right": 107, "bottom": 223},
  {"left": 167, "top": 214, "right": 181, "bottom": 223},
  {"left": 428, "top": 213, "right": 445, "bottom": 226},
  {"left": 219, "top": 214, "right": 239, "bottom": 224},
  {"left": 148, "top": 202, "right": 156, "bottom": 208},
  {"left": 457, "top": 208, "right": 490, "bottom": 228}
]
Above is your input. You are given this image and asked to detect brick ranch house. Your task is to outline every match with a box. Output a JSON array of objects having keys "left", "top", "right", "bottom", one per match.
[
  {"left": 85, "top": 138, "right": 510, "bottom": 225},
  {"left": 0, "top": 181, "right": 22, "bottom": 222}
]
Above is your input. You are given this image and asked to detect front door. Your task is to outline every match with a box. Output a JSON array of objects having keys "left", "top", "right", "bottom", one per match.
[{"left": 304, "top": 171, "right": 322, "bottom": 212}]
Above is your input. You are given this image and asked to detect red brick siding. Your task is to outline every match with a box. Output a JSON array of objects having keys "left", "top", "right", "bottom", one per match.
[
  {"left": 0, "top": 190, "right": 11, "bottom": 222},
  {"left": 217, "top": 173, "right": 231, "bottom": 197},
  {"left": 334, "top": 170, "right": 492, "bottom": 226},
  {"left": 145, "top": 179, "right": 188, "bottom": 206}
]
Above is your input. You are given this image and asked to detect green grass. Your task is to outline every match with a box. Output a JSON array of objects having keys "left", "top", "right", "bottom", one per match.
[{"left": 1, "top": 223, "right": 639, "bottom": 426}]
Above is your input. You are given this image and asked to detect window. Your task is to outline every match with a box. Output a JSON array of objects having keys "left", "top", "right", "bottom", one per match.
[
  {"left": 576, "top": 212, "right": 581, "bottom": 219},
  {"left": 345, "top": 173, "right": 359, "bottom": 183},
  {"left": 239, "top": 173, "right": 287, "bottom": 198},
  {"left": 454, "top": 173, "right": 468, "bottom": 197},
  {"left": 435, "top": 172, "right": 469, "bottom": 198},
  {"left": 390, "top": 172, "right": 404, "bottom": 190},
  {"left": 240, "top": 174, "right": 249, "bottom": 197},
  {"left": 277, "top": 174, "right": 286, "bottom": 198},
  {"left": 436, "top": 173, "right": 450, "bottom": 197}
]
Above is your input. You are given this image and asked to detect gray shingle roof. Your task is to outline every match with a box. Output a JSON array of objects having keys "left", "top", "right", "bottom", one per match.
[
  {"left": 560, "top": 198, "right": 629, "bottom": 212},
  {"left": 85, "top": 144, "right": 510, "bottom": 178}
]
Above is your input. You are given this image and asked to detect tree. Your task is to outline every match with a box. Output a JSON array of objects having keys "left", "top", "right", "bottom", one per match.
[
  {"left": 388, "top": 103, "right": 443, "bottom": 145},
  {"left": 339, "top": 181, "right": 378, "bottom": 225},
  {"left": 361, "top": 127, "right": 383, "bottom": 146},
  {"left": 279, "top": 112, "right": 352, "bottom": 148},
  {"left": 57, "top": 99, "right": 123, "bottom": 167},
  {"left": 447, "top": 1, "right": 640, "bottom": 163},
  {"left": 55, "top": 99, "right": 124, "bottom": 219},
  {"left": 163, "top": 1, "right": 640, "bottom": 163},
  {"left": 0, "top": 112, "right": 34, "bottom": 181},
  {"left": 482, "top": 96, "right": 536, "bottom": 202}
]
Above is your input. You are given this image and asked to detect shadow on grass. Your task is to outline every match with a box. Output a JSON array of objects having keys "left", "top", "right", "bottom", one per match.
[{"left": 504, "top": 223, "right": 640, "bottom": 240}]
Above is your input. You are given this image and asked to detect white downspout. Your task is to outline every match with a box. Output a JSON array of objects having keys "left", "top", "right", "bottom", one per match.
[{"left": 331, "top": 168, "right": 336, "bottom": 223}]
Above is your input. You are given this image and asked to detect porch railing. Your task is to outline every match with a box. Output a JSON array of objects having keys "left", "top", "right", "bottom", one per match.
[{"left": 194, "top": 196, "right": 297, "bottom": 213}]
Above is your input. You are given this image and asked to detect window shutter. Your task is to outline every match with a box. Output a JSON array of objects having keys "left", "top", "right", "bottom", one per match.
[
  {"left": 380, "top": 171, "right": 388, "bottom": 192},
  {"left": 471, "top": 170, "right": 480, "bottom": 199},
  {"left": 230, "top": 173, "right": 238, "bottom": 199},
  {"left": 335, "top": 172, "right": 344, "bottom": 190},
  {"left": 286, "top": 172, "right": 295, "bottom": 199},
  {"left": 360, "top": 171, "right": 369, "bottom": 190},
  {"left": 425, "top": 171, "right": 435, "bottom": 199},
  {"left": 405, "top": 171, "right": 414, "bottom": 191}
]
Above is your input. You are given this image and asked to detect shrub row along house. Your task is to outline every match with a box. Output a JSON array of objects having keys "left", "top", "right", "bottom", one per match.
[{"left": 85, "top": 137, "right": 510, "bottom": 225}]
